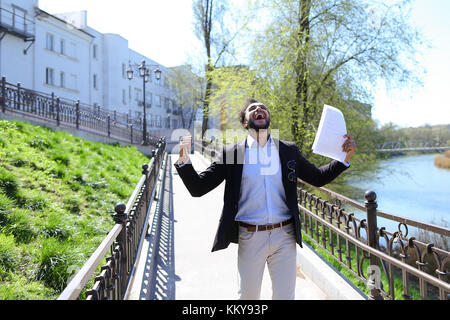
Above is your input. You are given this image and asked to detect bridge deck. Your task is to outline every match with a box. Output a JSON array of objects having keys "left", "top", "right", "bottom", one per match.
[{"left": 127, "top": 153, "right": 328, "bottom": 300}]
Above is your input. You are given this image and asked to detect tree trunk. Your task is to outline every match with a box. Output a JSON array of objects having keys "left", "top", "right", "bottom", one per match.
[
  {"left": 293, "top": 0, "right": 311, "bottom": 152},
  {"left": 202, "top": 62, "right": 213, "bottom": 139}
]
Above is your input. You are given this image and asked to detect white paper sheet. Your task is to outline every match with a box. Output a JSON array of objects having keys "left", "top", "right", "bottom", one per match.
[{"left": 312, "top": 104, "right": 347, "bottom": 163}]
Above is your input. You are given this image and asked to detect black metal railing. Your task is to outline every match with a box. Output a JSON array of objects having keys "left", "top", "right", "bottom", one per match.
[
  {"left": 196, "top": 139, "right": 450, "bottom": 300},
  {"left": 0, "top": 77, "right": 155, "bottom": 146},
  {"left": 58, "top": 138, "right": 167, "bottom": 300}
]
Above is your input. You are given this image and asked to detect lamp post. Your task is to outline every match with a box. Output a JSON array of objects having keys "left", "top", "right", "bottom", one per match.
[{"left": 127, "top": 59, "right": 162, "bottom": 145}]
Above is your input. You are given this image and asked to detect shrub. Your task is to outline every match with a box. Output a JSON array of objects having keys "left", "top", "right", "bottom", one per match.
[
  {"left": 0, "top": 194, "right": 15, "bottom": 225},
  {"left": 434, "top": 153, "right": 450, "bottom": 169},
  {"left": 35, "top": 237, "right": 76, "bottom": 291},
  {"left": 23, "top": 194, "right": 47, "bottom": 211},
  {"left": 49, "top": 164, "right": 66, "bottom": 179},
  {"left": 0, "top": 233, "right": 18, "bottom": 272},
  {"left": 4, "top": 209, "right": 37, "bottom": 243},
  {"left": 39, "top": 213, "right": 72, "bottom": 241},
  {"left": 51, "top": 152, "right": 70, "bottom": 166},
  {"left": 0, "top": 277, "right": 55, "bottom": 300},
  {"left": 28, "top": 137, "right": 50, "bottom": 150},
  {"left": 0, "top": 169, "right": 19, "bottom": 198},
  {"left": 64, "top": 198, "right": 82, "bottom": 215}
]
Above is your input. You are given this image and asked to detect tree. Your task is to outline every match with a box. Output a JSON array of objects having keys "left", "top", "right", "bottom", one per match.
[
  {"left": 192, "top": 0, "right": 245, "bottom": 139},
  {"left": 247, "top": 0, "right": 425, "bottom": 155},
  {"left": 168, "top": 65, "right": 204, "bottom": 130}
]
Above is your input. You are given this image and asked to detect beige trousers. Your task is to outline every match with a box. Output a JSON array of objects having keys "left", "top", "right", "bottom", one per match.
[{"left": 237, "top": 223, "right": 297, "bottom": 300}]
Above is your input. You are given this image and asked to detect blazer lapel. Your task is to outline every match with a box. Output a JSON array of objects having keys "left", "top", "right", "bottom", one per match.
[
  {"left": 232, "top": 139, "right": 246, "bottom": 202},
  {"left": 274, "top": 138, "right": 290, "bottom": 196}
]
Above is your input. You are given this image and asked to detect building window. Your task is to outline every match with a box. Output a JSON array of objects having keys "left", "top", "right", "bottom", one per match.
[
  {"left": 156, "top": 115, "right": 162, "bottom": 128},
  {"left": 45, "top": 68, "right": 54, "bottom": 85},
  {"left": 60, "top": 39, "right": 65, "bottom": 55},
  {"left": 122, "top": 63, "right": 126, "bottom": 79},
  {"left": 69, "top": 42, "right": 77, "bottom": 59},
  {"left": 60, "top": 72, "right": 65, "bottom": 88},
  {"left": 70, "top": 74, "right": 77, "bottom": 90},
  {"left": 93, "top": 44, "right": 98, "bottom": 59},
  {"left": 122, "top": 89, "right": 127, "bottom": 105},
  {"left": 93, "top": 74, "right": 98, "bottom": 89},
  {"left": 46, "top": 33, "right": 54, "bottom": 51},
  {"left": 155, "top": 95, "right": 161, "bottom": 107},
  {"left": 147, "top": 93, "right": 152, "bottom": 107},
  {"left": 134, "top": 88, "right": 140, "bottom": 101}
]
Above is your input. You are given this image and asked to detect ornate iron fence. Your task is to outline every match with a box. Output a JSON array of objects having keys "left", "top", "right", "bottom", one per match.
[
  {"left": 0, "top": 77, "right": 151, "bottom": 146},
  {"left": 58, "top": 138, "right": 166, "bottom": 300},
  {"left": 196, "top": 139, "right": 450, "bottom": 300}
]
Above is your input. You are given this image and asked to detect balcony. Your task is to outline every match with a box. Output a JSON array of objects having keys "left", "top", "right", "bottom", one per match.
[
  {"left": 0, "top": 6, "right": 35, "bottom": 42},
  {"left": 138, "top": 101, "right": 151, "bottom": 108}
]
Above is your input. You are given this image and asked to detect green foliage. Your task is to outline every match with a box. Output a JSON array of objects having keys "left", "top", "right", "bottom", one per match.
[
  {"left": 2, "top": 209, "right": 37, "bottom": 243},
  {"left": 35, "top": 237, "right": 77, "bottom": 291},
  {"left": 0, "top": 168, "right": 19, "bottom": 198},
  {"left": 0, "top": 119, "right": 150, "bottom": 299},
  {"left": 0, "top": 276, "right": 55, "bottom": 300},
  {"left": 0, "top": 233, "right": 18, "bottom": 273},
  {"left": 0, "top": 194, "right": 14, "bottom": 225},
  {"left": 205, "top": 0, "right": 424, "bottom": 161}
]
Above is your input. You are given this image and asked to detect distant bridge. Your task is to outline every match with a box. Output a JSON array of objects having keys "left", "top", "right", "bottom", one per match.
[{"left": 376, "top": 140, "right": 450, "bottom": 154}]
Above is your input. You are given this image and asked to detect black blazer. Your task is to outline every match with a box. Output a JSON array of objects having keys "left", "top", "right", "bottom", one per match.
[{"left": 174, "top": 138, "right": 349, "bottom": 252}]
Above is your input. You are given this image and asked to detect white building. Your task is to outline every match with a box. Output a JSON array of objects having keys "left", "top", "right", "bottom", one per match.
[{"left": 0, "top": 0, "right": 199, "bottom": 136}]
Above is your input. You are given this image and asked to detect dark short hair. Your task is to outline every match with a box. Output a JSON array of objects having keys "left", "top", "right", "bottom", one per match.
[{"left": 239, "top": 97, "right": 260, "bottom": 126}]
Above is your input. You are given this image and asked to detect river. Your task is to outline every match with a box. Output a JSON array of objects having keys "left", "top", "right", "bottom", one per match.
[{"left": 345, "top": 153, "right": 450, "bottom": 238}]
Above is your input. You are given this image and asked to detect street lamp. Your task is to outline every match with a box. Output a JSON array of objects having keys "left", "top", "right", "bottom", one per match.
[{"left": 127, "top": 59, "right": 162, "bottom": 145}]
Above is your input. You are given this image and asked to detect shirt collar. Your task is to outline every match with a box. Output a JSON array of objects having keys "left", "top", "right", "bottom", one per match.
[{"left": 246, "top": 134, "right": 272, "bottom": 149}]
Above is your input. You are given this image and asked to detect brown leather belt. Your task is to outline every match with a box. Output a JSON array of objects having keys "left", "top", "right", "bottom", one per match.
[{"left": 239, "top": 218, "right": 293, "bottom": 232}]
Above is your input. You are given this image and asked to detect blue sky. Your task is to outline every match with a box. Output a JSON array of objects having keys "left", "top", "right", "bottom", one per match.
[{"left": 38, "top": 0, "right": 450, "bottom": 128}]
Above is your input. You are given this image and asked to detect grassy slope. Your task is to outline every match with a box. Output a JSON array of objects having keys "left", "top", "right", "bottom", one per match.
[{"left": 0, "top": 120, "right": 149, "bottom": 299}]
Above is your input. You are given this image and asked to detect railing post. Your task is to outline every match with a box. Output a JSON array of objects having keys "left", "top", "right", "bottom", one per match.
[
  {"left": 364, "top": 190, "right": 383, "bottom": 300},
  {"left": 107, "top": 114, "right": 111, "bottom": 137},
  {"left": 113, "top": 203, "right": 128, "bottom": 299},
  {"left": 130, "top": 124, "right": 133, "bottom": 144},
  {"left": 51, "top": 92, "right": 55, "bottom": 119},
  {"left": 1, "top": 76, "right": 5, "bottom": 113},
  {"left": 56, "top": 97, "right": 60, "bottom": 126},
  {"left": 75, "top": 100, "right": 80, "bottom": 129},
  {"left": 16, "top": 82, "right": 21, "bottom": 110}
]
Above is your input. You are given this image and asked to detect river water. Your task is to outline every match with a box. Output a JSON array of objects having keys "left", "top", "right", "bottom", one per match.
[{"left": 345, "top": 154, "right": 450, "bottom": 237}]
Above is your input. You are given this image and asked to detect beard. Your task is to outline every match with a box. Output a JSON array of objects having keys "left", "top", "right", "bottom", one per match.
[{"left": 247, "top": 116, "right": 271, "bottom": 131}]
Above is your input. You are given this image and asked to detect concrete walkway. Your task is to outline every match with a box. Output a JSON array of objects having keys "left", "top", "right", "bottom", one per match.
[{"left": 127, "top": 152, "right": 330, "bottom": 300}]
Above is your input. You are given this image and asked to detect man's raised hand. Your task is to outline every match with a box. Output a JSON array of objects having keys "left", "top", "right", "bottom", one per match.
[
  {"left": 342, "top": 134, "right": 356, "bottom": 163},
  {"left": 179, "top": 133, "right": 192, "bottom": 164}
]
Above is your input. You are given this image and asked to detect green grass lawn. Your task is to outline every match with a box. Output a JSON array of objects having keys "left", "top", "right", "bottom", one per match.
[{"left": 0, "top": 120, "right": 150, "bottom": 299}]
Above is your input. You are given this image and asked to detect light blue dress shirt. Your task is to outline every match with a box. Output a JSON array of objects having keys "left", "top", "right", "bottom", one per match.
[{"left": 235, "top": 135, "right": 291, "bottom": 226}]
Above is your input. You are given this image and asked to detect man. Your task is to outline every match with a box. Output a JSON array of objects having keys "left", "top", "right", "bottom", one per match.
[{"left": 174, "top": 98, "right": 356, "bottom": 300}]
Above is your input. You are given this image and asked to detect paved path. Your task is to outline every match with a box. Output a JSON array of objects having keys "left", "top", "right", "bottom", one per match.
[{"left": 127, "top": 153, "right": 328, "bottom": 300}]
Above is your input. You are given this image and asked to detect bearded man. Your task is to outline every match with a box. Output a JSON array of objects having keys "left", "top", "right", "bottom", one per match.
[{"left": 175, "top": 98, "right": 356, "bottom": 300}]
